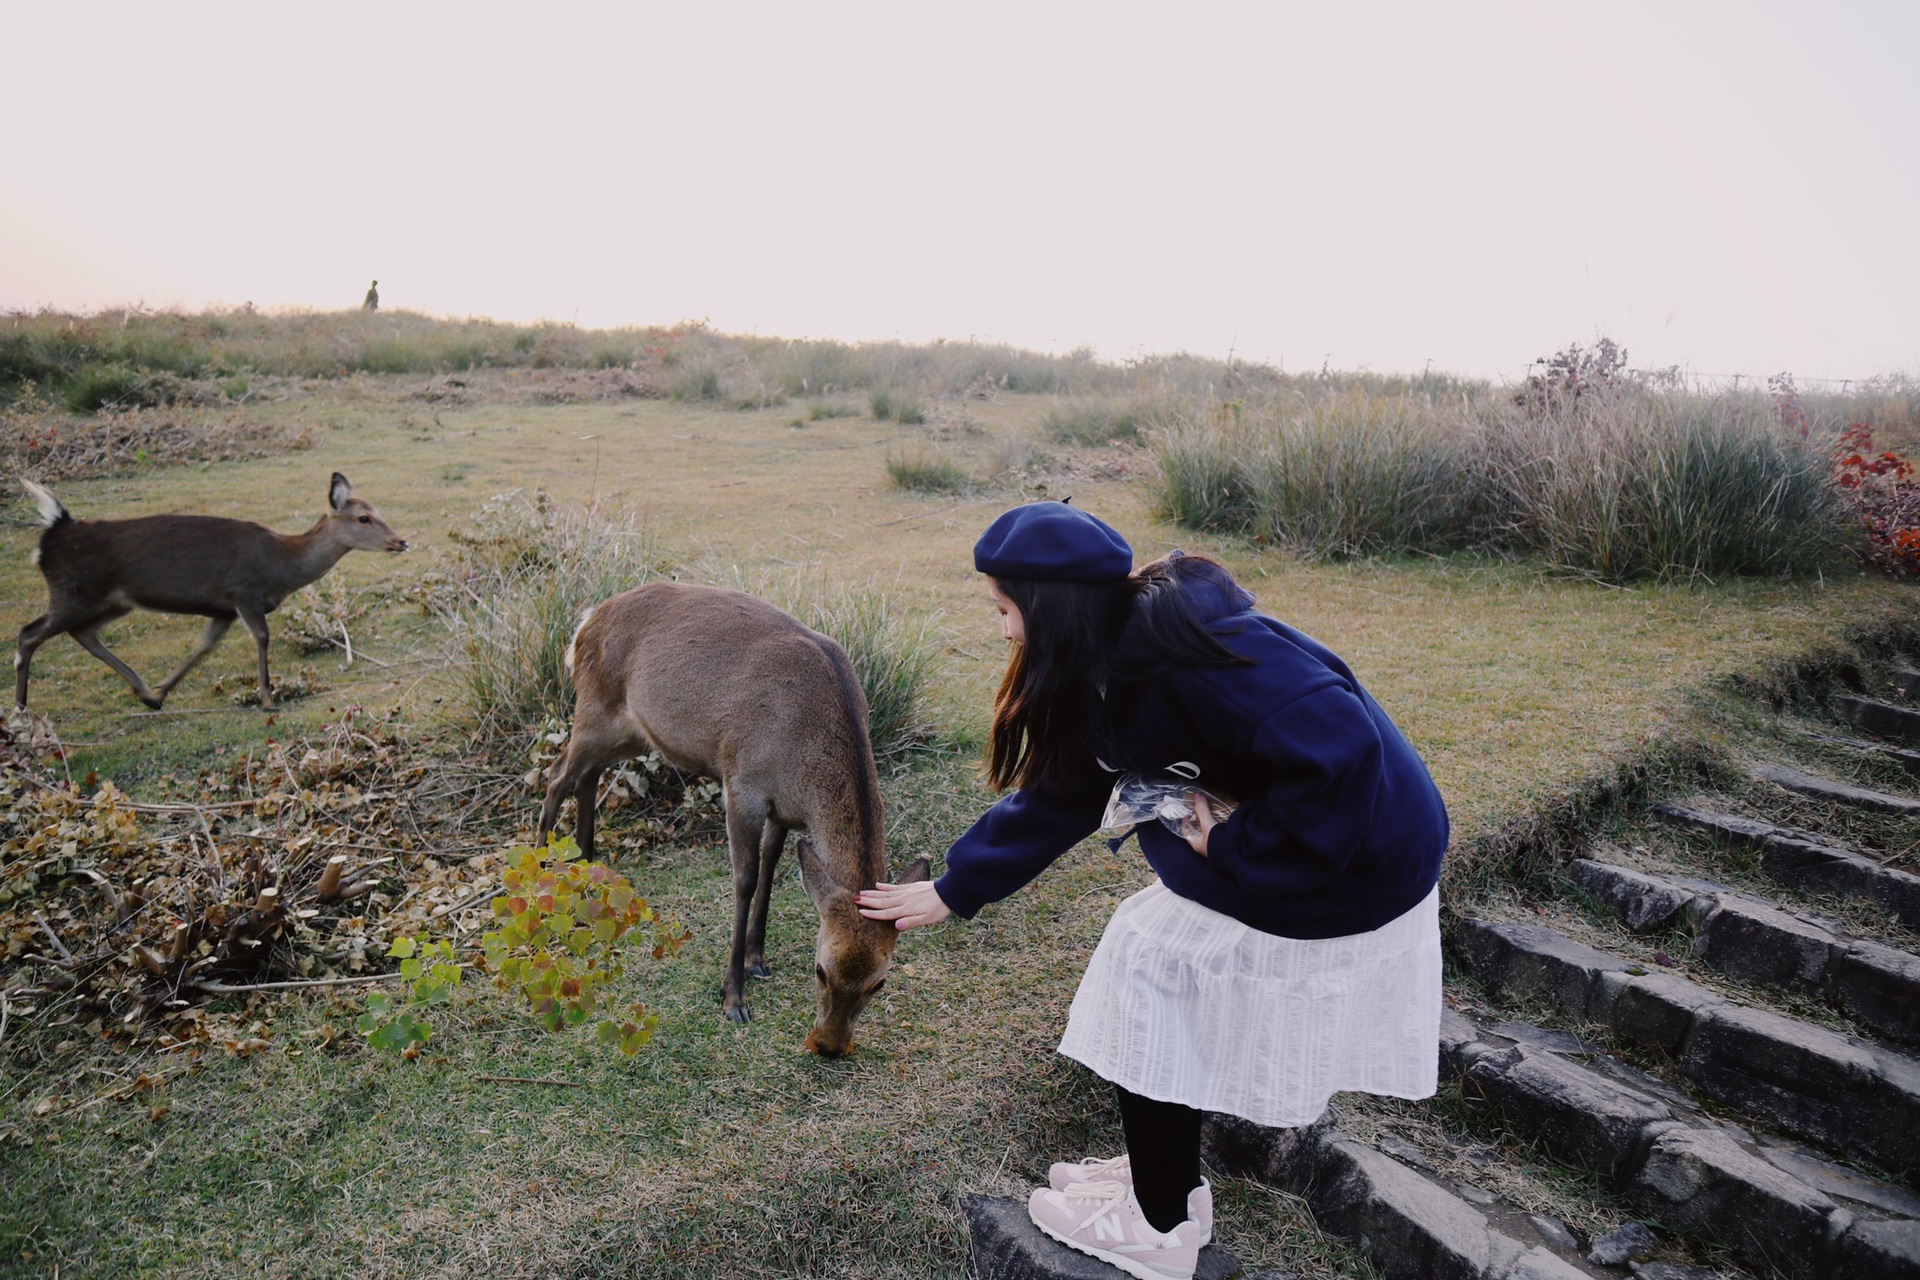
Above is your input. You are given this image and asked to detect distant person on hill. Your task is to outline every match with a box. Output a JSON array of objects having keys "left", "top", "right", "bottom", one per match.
[
  {"left": 857, "top": 501, "right": 1448, "bottom": 1280},
  {"left": 362, "top": 280, "right": 379, "bottom": 311}
]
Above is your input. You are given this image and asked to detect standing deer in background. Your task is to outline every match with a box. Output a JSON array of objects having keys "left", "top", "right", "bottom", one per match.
[
  {"left": 15, "top": 472, "right": 407, "bottom": 711},
  {"left": 537, "top": 581, "right": 930, "bottom": 1058}
]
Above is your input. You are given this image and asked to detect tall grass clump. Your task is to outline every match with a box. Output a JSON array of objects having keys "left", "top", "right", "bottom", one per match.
[
  {"left": 1482, "top": 387, "right": 1847, "bottom": 580},
  {"left": 1043, "top": 396, "right": 1155, "bottom": 445},
  {"left": 886, "top": 447, "right": 971, "bottom": 494},
  {"left": 433, "top": 491, "right": 668, "bottom": 745},
  {"left": 869, "top": 385, "right": 925, "bottom": 423},
  {"left": 1153, "top": 393, "right": 1478, "bottom": 557},
  {"left": 796, "top": 590, "right": 939, "bottom": 755},
  {"left": 1151, "top": 383, "right": 1848, "bottom": 581}
]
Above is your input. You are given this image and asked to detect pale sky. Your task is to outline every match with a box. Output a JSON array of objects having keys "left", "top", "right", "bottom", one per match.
[{"left": 3, "top": 2, "right": 1915, "bottom": 383}]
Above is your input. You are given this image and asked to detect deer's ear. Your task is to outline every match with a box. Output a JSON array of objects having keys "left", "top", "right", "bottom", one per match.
[
  {"left": 795, "top": 837, "right": 850, "bottom": 914},
  {"left": 329, "top": 473, "right": 354, "bottom": 510},
  {"left": 896, "top": 856, "right": 932, "bottom": 885}
]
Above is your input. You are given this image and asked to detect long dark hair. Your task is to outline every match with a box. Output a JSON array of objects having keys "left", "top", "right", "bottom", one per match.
[{"left": 987, "top": 553, "right": 1251, "bottom": 792}]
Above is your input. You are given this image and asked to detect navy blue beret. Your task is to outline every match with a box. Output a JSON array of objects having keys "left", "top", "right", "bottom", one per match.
[{"left": 973, "top": 501, "right": 1133, "bottom": 582}]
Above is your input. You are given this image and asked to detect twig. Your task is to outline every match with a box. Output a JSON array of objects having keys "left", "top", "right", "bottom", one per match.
[
  {"left": 192, "top": 972, "right": 404, "bottom": 994},
  {"left": 430, "top": 884, "right": 500, "bottom": 919},
  {"left": 18, "top": 774, "right": 257, "bottom": 813},
  {"left": 33, "top": 913, "right": 74, "bottom": 965},
  {"left": 0, "top": 992, "right": 10, "bottom": 1048},
  {"left": 473, "top": 1074, "right": 582, "bottom": 1087}
]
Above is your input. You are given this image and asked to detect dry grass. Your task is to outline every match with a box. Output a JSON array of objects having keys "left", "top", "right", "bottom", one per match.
[{"left": 0, "top": 367, "right": 1915, "bottom": 1278}]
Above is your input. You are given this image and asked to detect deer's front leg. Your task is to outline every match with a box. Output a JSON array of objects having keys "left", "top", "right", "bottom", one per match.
[
  {"left": 721, "top": 790, "right": 766, "bottom": 1023},
  {"left": 156, "top": 616, "right": 235, "bottom": 698},
  {"left": 235, "top": 605, "right": 274, "bottom": 710}
]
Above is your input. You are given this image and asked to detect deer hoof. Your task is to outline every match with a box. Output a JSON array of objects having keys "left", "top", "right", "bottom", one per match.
[
  {"left": 139, "top": 694, "right": 163, "bottom": 711},
  {"left": 724, "top": 1004, "right": 751, "bottom": 1025},
  {"left": 748, "top": 962, "right": 772, "bottom": 979}
]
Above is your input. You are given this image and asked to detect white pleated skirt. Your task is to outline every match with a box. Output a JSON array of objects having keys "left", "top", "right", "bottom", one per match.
[{"left": 1057, "top": 879, "right": 1441, "bottom": 1129}]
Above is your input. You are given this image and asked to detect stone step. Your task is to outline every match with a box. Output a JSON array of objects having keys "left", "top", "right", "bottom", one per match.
[
  {"left": 1837, "top": 695, "right": 1920, "bottom": 748},
  {"left": 1444, "top": 1011, "right": 1920, "bottom": 1278},
  {"left": 1572, "top": 859, "right": 1920, "bottom": 1046},
  {"left": 1652, "top": 804, "right": 1920, "bottom": 930},
  {"left": 1752, "top": 761, "right": 1920, "bottom": 815},
  {"left": 1451, "top": 918, "right": 1920, "bottom": 1175},
  {"left": 1794, "top": 727, "right": 1920, "bottom": 780},
  {"left": 1199, "top": 1115, "right": 1597, "bottom": 1280},
  {"left": 962, "top": 1196, "right": 1277, "bottom": 1280}
]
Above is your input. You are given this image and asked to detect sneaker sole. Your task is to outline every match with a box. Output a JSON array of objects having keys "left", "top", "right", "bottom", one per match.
[{"left": 1030, "top": 1215, "right": 1196, "bottom": 1280}]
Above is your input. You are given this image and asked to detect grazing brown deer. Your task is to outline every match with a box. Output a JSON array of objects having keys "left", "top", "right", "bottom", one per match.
[
  {"left": 537, "top": 581, "right": 929, "bottom": 1058},
  {"left": 15, "top": 473, "right": 407, "bottom": 711}
]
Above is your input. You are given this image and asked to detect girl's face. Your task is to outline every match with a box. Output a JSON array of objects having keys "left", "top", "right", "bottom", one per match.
[{"left": 987, "top": 580, "right": 1025, "bottom": 644}]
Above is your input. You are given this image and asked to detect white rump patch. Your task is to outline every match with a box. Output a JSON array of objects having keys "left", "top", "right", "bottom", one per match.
[{"left": 563, "top": 606, "right": 596, "bottom": 678}]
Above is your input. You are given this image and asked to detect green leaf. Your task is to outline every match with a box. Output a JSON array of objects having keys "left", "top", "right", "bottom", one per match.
[
  {"left": 400, "top": 957, "right": 425, "bottom": 983},
  {"left": 388, "top": 936, "right": 418, "bottom": 959}
]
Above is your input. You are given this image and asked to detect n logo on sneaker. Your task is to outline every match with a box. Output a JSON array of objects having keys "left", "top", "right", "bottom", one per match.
[{"left": 1093, "top": 1214, "right": 1125, "bottom": 1243}]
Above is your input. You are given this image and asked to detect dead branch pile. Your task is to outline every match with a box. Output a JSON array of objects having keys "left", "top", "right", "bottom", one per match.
[
  {"left": 0, "top": 707, "right": 720, "bottom": 1060},
  {"left": 0, "top": 403, "right": 314, "bottom": 485}
]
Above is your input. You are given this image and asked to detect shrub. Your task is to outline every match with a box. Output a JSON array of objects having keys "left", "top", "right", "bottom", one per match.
[
  {"left": 886, "top": 447, "right": 971, "bottom": 494},
  {"left": 1831, "top": 423, "right": 1920, "bottom": 576},
  {"left": 1514, "top": 338, "right": 1631, "bottom": 412},
  {"left": 870, "top": 387, "right": 897, "bottom": 421},
  {"left": 63, "top": 363, "right": 150, "bottom": 413}
]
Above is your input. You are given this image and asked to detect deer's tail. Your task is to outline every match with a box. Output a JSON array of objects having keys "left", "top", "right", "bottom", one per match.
[
  {"left": 563, "top": 605, "right": 597, "bottom": 680},
  {"left": 21, "top": 480, "right": 70, "bottom": 565},
  {"left": 21, "top": 480, "right": 68, "bottom": 531}
]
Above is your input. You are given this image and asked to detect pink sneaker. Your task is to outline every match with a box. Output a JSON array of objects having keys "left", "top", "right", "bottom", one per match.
[
  {"left": 1027, "top": 1179, "right": 1201, "bottom": 1280},
  {"left": 1044, "top": 1157, "right": 1213, "bottom": 1247}
]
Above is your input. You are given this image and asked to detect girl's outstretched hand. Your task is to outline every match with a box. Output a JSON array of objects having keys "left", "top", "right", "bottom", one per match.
[
  {"left": 856, "top": 880, "right": 952, "bottom": 930},
  {"left": 1185, "top": 791, "right": 1219, "bottom": 857}
]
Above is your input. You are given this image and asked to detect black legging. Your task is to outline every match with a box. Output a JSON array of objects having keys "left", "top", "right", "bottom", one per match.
[{"left": 1114, "top": 1084, "right": 1204, "bottom": 1234}]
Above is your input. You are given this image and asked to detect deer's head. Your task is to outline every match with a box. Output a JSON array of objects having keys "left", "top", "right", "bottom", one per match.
[
  {"left": 796, "top": 838, "right": 931, "bottom": 1059},
  {"left": 325, "top": 473, "right": 408, "bottom": 554}
]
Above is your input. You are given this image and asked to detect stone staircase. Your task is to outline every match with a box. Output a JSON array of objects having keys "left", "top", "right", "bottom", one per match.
[{"left": 968, "top": 667, "right": 1920, "bottom": 1280}]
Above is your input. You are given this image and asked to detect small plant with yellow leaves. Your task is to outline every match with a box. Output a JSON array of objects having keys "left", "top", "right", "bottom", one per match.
[{"left": 481, "top": 836, "right": 687, "bottom": 1055}]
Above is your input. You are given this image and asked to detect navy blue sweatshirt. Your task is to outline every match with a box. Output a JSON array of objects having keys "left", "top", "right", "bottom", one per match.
[{"left": 935, "top": 559, "right": 1448, "bottom": 940}]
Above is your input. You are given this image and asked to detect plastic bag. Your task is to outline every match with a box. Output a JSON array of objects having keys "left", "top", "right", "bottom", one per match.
[{"left": 1100, "top": 772, "right": 1236, "bottom": 841}]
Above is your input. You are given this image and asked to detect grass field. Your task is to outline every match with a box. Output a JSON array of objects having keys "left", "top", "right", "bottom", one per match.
[{"left": 2, "top": 364, "right": 1916, "bottom": 1278}]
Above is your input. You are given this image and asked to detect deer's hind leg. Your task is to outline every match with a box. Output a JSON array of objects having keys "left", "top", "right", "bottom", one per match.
[
  {"left": 64, "top": 605, "right": 161, "bottom": 709},
  {"left": 744, "top": 819, "right": 787, "bottom": 979},
  {"left": 15, "top": 612, "right": 55, "bottom": 709},
  {"left": 722, "top": 786, "right": 774, "bottom": 1023},
  {"left": 154, "top": 615, "right": 236, "bottom": 701}
]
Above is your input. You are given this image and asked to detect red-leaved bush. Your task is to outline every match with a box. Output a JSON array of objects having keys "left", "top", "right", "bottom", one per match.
[{"left": 1833, "top": 423, "right": 1920, "bottom": 577}]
